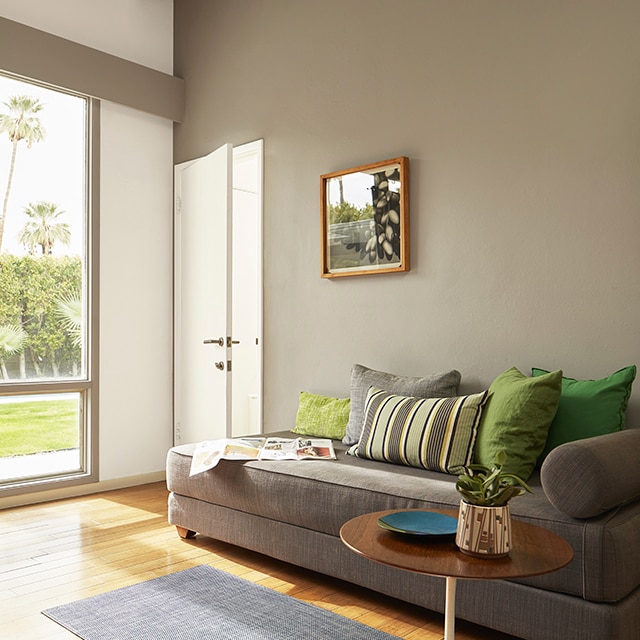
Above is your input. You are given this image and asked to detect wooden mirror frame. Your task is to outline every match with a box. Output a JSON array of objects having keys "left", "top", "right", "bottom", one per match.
[{"left": 321, "top": 157, "right": 409, "bottom": 278}]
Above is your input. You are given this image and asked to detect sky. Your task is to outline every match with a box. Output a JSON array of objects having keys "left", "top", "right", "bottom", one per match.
[
  {"left": 0, "top": 74, "right": 86, "bottom": 257},
  {"left": 327, "top": 172, "right": 375, "bottom": 208},
  {"left": 327, "top": 166, "right": 402, "bottom": 209}
]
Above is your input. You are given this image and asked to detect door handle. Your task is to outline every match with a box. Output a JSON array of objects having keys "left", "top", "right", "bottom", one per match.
[
  {"left": 215, "top": 361, "right": 225, "bottom": 370},
  {"left": 226, "top": 337, "right": 240, "bottom": 347},
  {"left": 203, "top": 337, "right": 225, "bottom": 346}
]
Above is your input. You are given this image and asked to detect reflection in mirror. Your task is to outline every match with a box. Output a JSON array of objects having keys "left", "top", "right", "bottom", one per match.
[{"left": 321, "top": 157, "right": 409, "bottom": 278}]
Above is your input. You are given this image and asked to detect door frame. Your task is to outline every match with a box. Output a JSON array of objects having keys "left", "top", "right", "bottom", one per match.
[
  {"left": 232, "top": 140, "right": 264, "bottom": 438},
  {"left": 173, "top": 140, "right": 263, "bottom": 445}
]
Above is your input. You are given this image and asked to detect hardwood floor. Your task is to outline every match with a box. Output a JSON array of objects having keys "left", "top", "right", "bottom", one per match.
[{"left": 0, "top": 482, "right": 519, "bottom": 640}]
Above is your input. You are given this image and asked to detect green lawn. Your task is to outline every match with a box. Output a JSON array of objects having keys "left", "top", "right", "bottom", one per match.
[{"left": 0, "top": 398, "right": 79, "bottom": 457}]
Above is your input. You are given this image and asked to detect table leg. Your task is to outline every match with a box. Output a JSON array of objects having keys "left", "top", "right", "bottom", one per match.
[{"left": 444, "top": 576, "right": 457, "bottom": 640}]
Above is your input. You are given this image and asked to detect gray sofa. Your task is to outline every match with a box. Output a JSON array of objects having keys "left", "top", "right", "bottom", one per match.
[{"left": 166, "top": 427, "right": 640, "bottom": 640}]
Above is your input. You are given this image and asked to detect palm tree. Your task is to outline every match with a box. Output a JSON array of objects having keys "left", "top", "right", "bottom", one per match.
[
  {"left": 0, "top": 95, "right": 46, "bottom": 252},
  {"left": 0, "top": 323, "right": 27, "bottom": 379},
  {"left": 19, "top": 201, "right": 71, "bottom": 255},
  {"left": 56, "top": 292, "right": 83, "bottom": 348}
]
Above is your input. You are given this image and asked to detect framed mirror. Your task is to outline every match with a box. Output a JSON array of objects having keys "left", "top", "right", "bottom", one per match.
[{"left": 321, "top": 157, "right": 409, "bottom": 278}]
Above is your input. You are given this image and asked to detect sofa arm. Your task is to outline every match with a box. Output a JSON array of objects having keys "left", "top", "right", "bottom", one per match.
[{"left": 540, "top": 429, "right": 640, "bottom": 519}]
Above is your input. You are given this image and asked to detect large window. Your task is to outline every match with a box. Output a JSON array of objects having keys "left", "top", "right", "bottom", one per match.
[{"left": 0, "top": 72, "right": 97, "bottom": 493}]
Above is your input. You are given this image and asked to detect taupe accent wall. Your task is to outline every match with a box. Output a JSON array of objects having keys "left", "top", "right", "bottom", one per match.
[{"left": 174, "top": 0, "right": 640, "bottom": 430}]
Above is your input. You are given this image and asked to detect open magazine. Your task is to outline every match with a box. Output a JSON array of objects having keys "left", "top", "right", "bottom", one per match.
[{"left": 189, "top": 437, "right": 336, "bottom": 476}]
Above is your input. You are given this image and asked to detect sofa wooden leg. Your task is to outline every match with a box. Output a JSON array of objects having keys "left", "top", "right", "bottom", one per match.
[{"left": 176, "top": 525, "right": 196, "bottom": 539}]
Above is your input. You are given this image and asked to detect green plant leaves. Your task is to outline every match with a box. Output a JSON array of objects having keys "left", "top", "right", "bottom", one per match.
[
  {"left": 455, "top": 451, "right": 533, "bottom": 506},
  {"left": 0, "top": 254, "right": 81, "bottom": 378},
  {"left": 0, "top": 323, "right": 27, "bottom": 355}
]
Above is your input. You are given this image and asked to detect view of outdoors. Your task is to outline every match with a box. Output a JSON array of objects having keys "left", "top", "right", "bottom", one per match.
[
  {"left": 326, "top": 165, "right": 402, "bottom": 271},
  {"left": 0, "top": 73, "right": 88, "bottom": 485}
]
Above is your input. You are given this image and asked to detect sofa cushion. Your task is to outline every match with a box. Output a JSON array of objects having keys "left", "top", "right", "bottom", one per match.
[
  {"left": 533, "top": 365, "right": 636, "bottom": 460},
  {"left": 349, "top": 388, "right": 488, "bottom": 474},
  {"left": 541, "top": 429, "right": 640, "bottom": 519},
  {"left": 342, "top": 364, "right": 461, "bottom": 445},
  {"left": 291, "top": 391, "right": 350, "bottom": 439},
  {"left": 474, "top": 367, "right": 562, "bottom": 481}
]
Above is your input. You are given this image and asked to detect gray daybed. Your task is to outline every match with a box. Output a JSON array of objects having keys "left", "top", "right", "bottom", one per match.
[{"left": 166, "top": 427, "right": 640, "bottom": 640}]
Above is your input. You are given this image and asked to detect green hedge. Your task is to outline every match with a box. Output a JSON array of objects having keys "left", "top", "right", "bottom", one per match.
[{"left": 0, "top": 254, "right": 82, "bottom": 379}]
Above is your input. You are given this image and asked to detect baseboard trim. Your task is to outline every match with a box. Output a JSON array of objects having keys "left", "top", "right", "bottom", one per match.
[{"left": 0, "top": 471, "right": 166, "bottom": 510}]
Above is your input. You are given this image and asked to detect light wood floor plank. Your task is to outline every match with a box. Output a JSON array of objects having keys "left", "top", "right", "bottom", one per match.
[{"left": 0, "top": 482, "right": 520, "bottom": 640}]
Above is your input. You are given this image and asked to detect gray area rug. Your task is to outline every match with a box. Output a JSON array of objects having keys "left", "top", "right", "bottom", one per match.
[{"left": 42, "top": 565, "right": 401, "bottom": 639}]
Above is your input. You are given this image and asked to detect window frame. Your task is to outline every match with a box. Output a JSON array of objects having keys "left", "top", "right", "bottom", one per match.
[{"left": 0, "top": 94, "right": 99, "bottom": 496}]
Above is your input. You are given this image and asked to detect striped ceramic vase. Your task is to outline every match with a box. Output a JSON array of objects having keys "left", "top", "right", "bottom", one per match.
[{"left": 455, "top": 500, "right": 512, "bottom": 558}]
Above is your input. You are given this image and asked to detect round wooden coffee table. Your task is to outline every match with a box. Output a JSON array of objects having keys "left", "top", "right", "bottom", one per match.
[{"left": 340, "top": 509, "right": 573, "bottom": 640}]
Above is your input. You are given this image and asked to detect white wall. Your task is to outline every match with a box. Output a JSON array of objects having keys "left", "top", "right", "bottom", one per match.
[
  {"left": 99, "top": 102, "right": 173, "bottom": 479},
  {"left": 0, "top": 0, "right": 175, "bottom": 481},
  {"left": 174, "top": 0, "right": 640, "bottom": 429}
]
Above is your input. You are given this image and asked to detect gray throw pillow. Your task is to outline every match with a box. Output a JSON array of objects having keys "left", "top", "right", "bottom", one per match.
[{"left": 342, "top": 364, "right": 462, "bottom": 445}]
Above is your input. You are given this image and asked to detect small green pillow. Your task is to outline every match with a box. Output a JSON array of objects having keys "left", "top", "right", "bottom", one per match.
[
  {"left": 292, "top": 392, "right": 350, "bottom": 440},
  {"left": 533, "top": 365, "right": 636, "bottom": 460},
  {"left": 474, "top": 367, "right": 562, "bottom": 481}
]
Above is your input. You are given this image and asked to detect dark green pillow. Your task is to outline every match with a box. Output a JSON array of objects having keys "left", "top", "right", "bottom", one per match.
[
  {"left": 474, "top": 367, "right": 562, "bottom": 481},
  {"left": 292, "top": 392, "right": 350, "bottom": 440},
  {"left": 533, "top": 365, "right": 636, "bottom": 460}
]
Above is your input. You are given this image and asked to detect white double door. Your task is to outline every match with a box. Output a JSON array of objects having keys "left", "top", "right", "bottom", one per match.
[{"left": 174, "top": 140, "right": 263, "bottom": 445}]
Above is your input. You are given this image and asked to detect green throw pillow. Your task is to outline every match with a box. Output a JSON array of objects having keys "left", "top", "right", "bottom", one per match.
[
  {"left": 474, "top": 367, "right": 562, "bottom": 481},
  {"left": 349, "top": 387, "right": 489, "bottom": 475},
  {"left": 292, "top": 392, "right": 350, "bottom": 440},
  {"left": 533, "top": 365, "right": 637, "bottom": 460}
]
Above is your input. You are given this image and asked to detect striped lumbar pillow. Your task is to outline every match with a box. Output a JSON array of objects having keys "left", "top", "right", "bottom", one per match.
[{"left": 349, "top": 387, "right": 489, "bottom": 475}]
